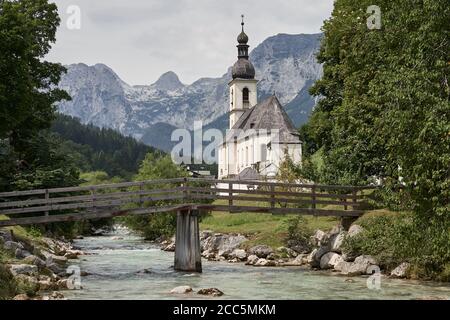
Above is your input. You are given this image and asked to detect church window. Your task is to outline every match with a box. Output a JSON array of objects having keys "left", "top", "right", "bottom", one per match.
[{"left": 243, "top": 88, "right": 249, "bottom": 103}]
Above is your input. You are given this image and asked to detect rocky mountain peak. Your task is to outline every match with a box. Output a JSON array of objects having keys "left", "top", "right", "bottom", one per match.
[{"left": 152, "top": 71, "right": 184, "bottom": 91}]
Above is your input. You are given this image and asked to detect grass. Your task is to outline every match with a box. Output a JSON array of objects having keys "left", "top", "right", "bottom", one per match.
[{"left": 200, "top": 199, "right": 339, "bottom": 249}]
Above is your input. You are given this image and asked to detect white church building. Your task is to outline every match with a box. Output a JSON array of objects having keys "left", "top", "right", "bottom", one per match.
[{"left": 218, "top": 19, "right": 302, "bottom": 180}]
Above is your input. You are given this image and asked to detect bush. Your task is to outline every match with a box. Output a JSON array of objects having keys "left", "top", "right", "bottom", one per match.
[
  {"left": 0, "top": 264, "right": 17, "bottom": 300},
  {"left": 284, "top": 216, "right": 312, "bottom": 251},
  {"left": 342, "top": 212, "right": 450, "bottom": 281}
]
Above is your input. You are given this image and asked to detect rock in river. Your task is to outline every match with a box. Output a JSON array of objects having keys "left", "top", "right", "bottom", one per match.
[
  {"left": 170, "top": 286, "right": 193, "bottom": 294},
  {"left": 248, "top": 245, "right": 274, "bottom": 258},
  {"left": 197, "top": 288, "right": 224, "bottom": 297},
  {"left": 391, "top": 262, "right": 410, "bottom": 278}
]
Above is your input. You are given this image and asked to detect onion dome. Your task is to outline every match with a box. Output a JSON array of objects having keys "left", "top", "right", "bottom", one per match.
[{"left": 232, "top": 15, "right": 255, "bottom": 80}]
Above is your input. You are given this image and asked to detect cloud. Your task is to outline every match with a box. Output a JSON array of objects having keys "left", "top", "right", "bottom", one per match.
[{"left": 46, "top": 0, "right": 333, "bottom": 85}]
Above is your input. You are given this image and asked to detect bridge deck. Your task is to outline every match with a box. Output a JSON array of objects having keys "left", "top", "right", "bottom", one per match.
[{"left": 0, "top": 178, "right": 375, "bottom": 227}]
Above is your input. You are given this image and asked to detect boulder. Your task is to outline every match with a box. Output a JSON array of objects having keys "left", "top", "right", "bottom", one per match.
[
  {"left": 347, "top": 225, "right": 364, "bottom": 238},
  {"left": 340, "top": 255, "right": 378, "bottom": 276},
  {"left": 0, "top": 230, "right": 13, "bottom": 242},
  {"left": 39, "top": 279, "right": 56, "bottom": 291},
  {"left": 201, "top": 233, "right": 247, "bottom": 253},
  {"left": 56, "top": 279, "right": 73, "bottom": 290},
  {"left": 245, "top": 255, "right": 259, "bottom": 265},
  {"left": 217, "top": 249, "right": 232, "bottom": 258},
  {"left": 390, "top": 262, "right": 410, "bottom": 278},
  {"left": 249, "top": 245, "right": 274, "bottom": 258},
  {"left": 162, "top": 242, "right": 175, "bottom": 252},
  {"left": 307, "top": 249, "right": 320, "bottom": 268},
  {"left": 13, "top": 294, "right": 31, "bottom": 300},
  {"left": 200, "top": 230, "right": 213, "bottom": 241},
  {"left": 230, "top": 249, "right": 247, "bottom": 261},
  {"left": 201, "top": 249, "right": 216, "bottom": 260},
  {"left": 310, "top": 230, "right": 327, "bottom": 247},
  {"left": 170, "top": 286, "right": 193, "bottom": 294},
  {"left": 47, "top": 254, "right": 68, "bottom": 266},
  {"left": 334, "top": 260, "right": 352, "bottom": 273},
  {"left": 330, "top": 232, "right": 347, "bottom": 253},
  {"left": 46, "top": 262, "right": 65, "bottom": 275},
  {"left": 277, "top": 247, "right": 298, "bottom": 258},
  {"left": 9, "top": 264, "right": 38, "bottom": 276},
  {"left": 313, "top": 245, "right": 330, "bottom": 264},
  {"left": 22, "top": 255, "right": 46, "bottom": 268},
  {"left": 254, "top": 258, "right": 276, "bottom": 267},
  {"left": 3, "top": 241, "right": 24, "bottom": 252},
  {"left": 64, "top": 250, "right": 84, "bottom": 259},
  {"left": 197, "top": 288, "right": 224, "bottom": 297},
  {"left": 285, "top": 254, "right": 307, "bottom": 266},
  {"left": 287, "top": 240, "right": 311, "bottom": 254},
  {"left": 15, "top": 248, "right": 32, "bottom": 259},
  {"left": 320, "top": 252, "right": 344, "bottom": 270}
]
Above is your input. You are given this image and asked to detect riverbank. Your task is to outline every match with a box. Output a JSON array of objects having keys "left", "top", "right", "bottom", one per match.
[
  {"left": 159, "top": 210, "right": 449, "bottom": 283},
  {"left": 64, "top": 229, "right": 449, "bottom": 300},
  {"left": 0, "top": 226, "right": 85, "bottom": 300}
]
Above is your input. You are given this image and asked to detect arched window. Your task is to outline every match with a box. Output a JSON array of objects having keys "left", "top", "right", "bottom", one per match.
[{"left": 242, "top": 88, "right": 249, "bottom": 104}]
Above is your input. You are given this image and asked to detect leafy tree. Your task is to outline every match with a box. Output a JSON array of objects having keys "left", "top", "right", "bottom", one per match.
[
  {"left": 122, "top": 154, "right": 188, "bottom": 240},
  {"left": 307, "top": 0, "right": 449, "bottom": 220},
  {"left": 0, "top": 0, "right": 70, "bottom": 149},
  {"left": 303, "top": 0, "right": 449, "bottom": 279}
]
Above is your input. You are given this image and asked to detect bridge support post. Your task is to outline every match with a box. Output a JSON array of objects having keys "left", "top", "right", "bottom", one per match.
[
  {"left": 174, "top": 209, "right": 202, "bottom": 273},
  {"left": 341, "top": 216, "right": 357, "bottom": 231}
]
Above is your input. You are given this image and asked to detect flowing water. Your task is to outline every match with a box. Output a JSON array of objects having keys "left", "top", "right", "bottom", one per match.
[{"left": 64, "top": 228, "right": 449, "bottom": 300}]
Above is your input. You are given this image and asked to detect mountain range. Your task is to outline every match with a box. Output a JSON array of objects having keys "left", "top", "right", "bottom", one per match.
[{"left": 57, "top": 33, "right": 323, "bottom": 151}]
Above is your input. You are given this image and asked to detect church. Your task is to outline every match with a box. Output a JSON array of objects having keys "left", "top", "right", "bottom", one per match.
[{"left": 218, "top": 19, "right": 302, "bottom": 180}]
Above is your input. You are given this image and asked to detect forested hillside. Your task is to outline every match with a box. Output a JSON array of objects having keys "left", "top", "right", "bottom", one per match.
[{"left": 51, "top": 114, "right": 161, "bottom": 179}]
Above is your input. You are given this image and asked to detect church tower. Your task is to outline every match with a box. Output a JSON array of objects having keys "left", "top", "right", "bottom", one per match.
[{"left": 229, "top": 16, "right": 258, "bottom": 128}]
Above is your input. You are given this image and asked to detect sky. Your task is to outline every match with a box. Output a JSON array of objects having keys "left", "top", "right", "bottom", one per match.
[{"left": 46, "top": 0, "right": 334, "bottom": 85}]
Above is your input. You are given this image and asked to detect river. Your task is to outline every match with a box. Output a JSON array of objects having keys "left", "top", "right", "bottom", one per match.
[{"left": 64, "top": 228, "right": 450, "bottom": 300}]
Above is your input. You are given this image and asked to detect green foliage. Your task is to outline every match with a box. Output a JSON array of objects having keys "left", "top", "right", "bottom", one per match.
[
  {"left": 306, "top": 0, "right": 449, "bottom": 219},
  {"left": 0, "top": 264, "right": 17, "bottom": 300},
  {"left": 343, "top": 212, "right": 450, "bottom": 281},
  {"left": 51, "top": 114, "right": 160, "bottom": 179},
  {"left": 121, "top": 154, "right": 188, "bottom": 240},
  {"left": 0, "top": 0, "right": 70, "bottom": 146},
  {"left": 284, "top": 216, "right": 312, "bottom": 249}
]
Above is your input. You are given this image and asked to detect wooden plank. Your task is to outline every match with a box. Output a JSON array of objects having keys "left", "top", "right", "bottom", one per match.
[
  {"left": 0, "top": 204, "right": 190, "bottom": 227},
  {"left": 0, "top": 189, "right": 47, "bottom": 198},
  {"left": 189, "top": 194, "right": 360, "bottom": 207},
  {"left": 187, "top": 178, "right": 377, "bottom": 191},
  {"left": 0, "top": 187, "right": 186, "bottom": 209},
  {"left": 189, "top": 204, "right": 364, "bottom": 217},
  {"left": 0, "top": 194, "right": 185, "bottom": 215},
  {"left": 186, "top": 187, "right": 364, "bottom": 199}
]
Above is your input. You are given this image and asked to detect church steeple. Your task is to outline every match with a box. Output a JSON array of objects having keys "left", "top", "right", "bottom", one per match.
[
  {"left": 229, "top": 15, "right": 258, "bottom": 129},
  {"left": 232, "top": 15, "right": 255, "bottom": 80},
  {"left": 237, "top": 15, "right": 249, "bottom": 58}
]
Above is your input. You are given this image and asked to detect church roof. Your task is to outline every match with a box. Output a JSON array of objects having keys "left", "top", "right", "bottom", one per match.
[
  {"left": 235, "top": 167, "right": 262, "bottom": 181},
  {"left": 231, "top": 95, "right": 301, "bottom": 143}
]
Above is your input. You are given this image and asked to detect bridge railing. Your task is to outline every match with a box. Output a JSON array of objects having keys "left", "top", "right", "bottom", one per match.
[{"left": 0, "top": 178, "right": 376, "bottom": 227}]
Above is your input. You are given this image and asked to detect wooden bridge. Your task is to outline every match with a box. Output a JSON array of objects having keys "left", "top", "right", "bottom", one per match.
[{"left": 0, "top": 178, "right": 374, "bottom": 272}]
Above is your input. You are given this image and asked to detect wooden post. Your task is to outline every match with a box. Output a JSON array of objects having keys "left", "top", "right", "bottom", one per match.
[
  {"left": 90, "top": 187, "right": 96, "bottom": 212},
  {"left": 270, "top": 184, "right": 275, "bottom": 210},
  {"left": 341, "top": 216, "right": 357, "bottom": 231},
  {"left": 352, "top": 188, "right": 358, "bottom": 210},
  {"left": 44, "top": 189, "right": 49, "bottom": 216},
  {"left": 311, "top": 185, "right": 316, "bottom": 214},
  {"left": 228, "top": 183, "right": 233, "bottom": 207},
  {"left": 139, "top": 182, "right": 144, "bottom": 207},
  {"left": 174, "top": 209, "right": 202, "bottom": 272}
]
